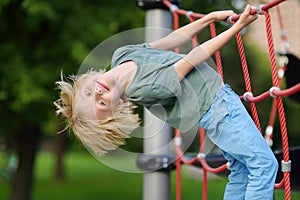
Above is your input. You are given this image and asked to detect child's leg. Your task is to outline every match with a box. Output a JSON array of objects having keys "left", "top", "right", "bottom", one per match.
[
  {"left": 222, "top": 152, "right": 248, "bottom": 200},
  {"left": 199, "top": 85, "right": 278, "bottom": 200}
]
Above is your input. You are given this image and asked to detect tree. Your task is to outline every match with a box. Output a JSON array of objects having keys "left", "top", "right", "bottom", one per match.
[{"left": 0, "top": 0, "right": 144, "bottom": 199}]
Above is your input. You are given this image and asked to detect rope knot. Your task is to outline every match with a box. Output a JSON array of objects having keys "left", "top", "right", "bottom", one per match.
[
  {"left": 269, "top": 86, "right": 280, "bottom": 98},
  {"left": 169, "top": 4, "right": 179, "bottom": 12},
  {"left": 256, "top": 4, "right": 265, "bottom": 15},
  {"left": 243, "top": 91, "right": 253, "bottom": 102}
]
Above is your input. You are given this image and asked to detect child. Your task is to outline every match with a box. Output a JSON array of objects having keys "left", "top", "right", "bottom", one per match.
[{"left": 55, "top": 5, "right": 278, "bottom": 200}]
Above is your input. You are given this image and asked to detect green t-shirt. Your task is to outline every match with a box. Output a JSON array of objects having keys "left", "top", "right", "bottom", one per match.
[{"left": 111, "top": 43, "right": 223, "bottom": 132}]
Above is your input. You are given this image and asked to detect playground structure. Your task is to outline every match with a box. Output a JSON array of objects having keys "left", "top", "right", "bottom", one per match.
[{"left": 137, "top": 0, "right": 300, "bottom": 200}]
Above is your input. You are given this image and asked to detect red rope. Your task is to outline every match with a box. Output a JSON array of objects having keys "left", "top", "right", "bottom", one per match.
[
  {"left": 276, "top": 6, "right": 289, "bottom": 50},
  {"left": 235, "top": 32, "right": 262, "bottom": 132},
  {"left": 171, "top": 11, "right": 181, "bottom": 200},
  {"left": 263, "top": 0, "right": 287, "bottom": 12},
  {"left": 209, "top": 23, "right": 224, "bottom": 80},
  {"left": 161, "top": 1, "right": 294, "bottom": 199},
  {"left": 264, "top": 9, "right": 291, "bottom": 199},
  {"left": 275, "top": 179, "right": 285, "bottom": 189},
  {"left": 175, "top": 129, "right": 181, "bottom": 200},
  {"left": 202, "top": 167, "right": 208, "bottom": 200},
  {"left": 199, "top": 128, "right": 227, "bottom": 174},
  {"left": 172, "top": 11, "right": 180, "bottom": 53},
  {"left": 169, "top": 5, "right": 228, "bottom": 198},
  {"left": 163, "top": 0, "right": 205, "bottom": 19},
  {"left": 229, "top": 0, "right": 287, "bottom": 23},
  {"left": 187, "top": 16, "right": 198, "bottom": 49},
  {"left": 200, "top": 128, "right": 208, "bottom": 200},
  {"left": 265, "top": 75, "right": 285, "bottom": 145},
  {"left": 265, "top": 12, "right": 279, "bottom": 87},
  {"left": 242, "top": 83, "right": 300, "bottom": 102},
  {"left": 265, "top": 3, "right": 289, "bottom": 145},
  {"left": 265, "top": 98, "right": 277, "bottom": 145}
]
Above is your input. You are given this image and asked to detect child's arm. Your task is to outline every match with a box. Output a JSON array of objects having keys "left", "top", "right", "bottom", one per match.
[
  {"left": 174, "top": 5, "right": 258, "bottom": 80},
  {"left": 149, "top": 10, "right": 235, "bottom": 50}
]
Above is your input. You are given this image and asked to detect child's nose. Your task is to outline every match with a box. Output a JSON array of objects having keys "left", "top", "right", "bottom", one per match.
[{"left": 95, "top": 85, "right": 103, "bottom": 94}]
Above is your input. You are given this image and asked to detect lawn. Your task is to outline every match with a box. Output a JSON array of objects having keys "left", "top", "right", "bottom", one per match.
[{"left": 0, "top": 151, "right": 299, "bottom": 199}]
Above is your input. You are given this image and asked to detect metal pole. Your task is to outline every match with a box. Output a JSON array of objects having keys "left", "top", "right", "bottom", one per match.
[{"left": 137, "top": 1, "right": 173, "bottom": 200}]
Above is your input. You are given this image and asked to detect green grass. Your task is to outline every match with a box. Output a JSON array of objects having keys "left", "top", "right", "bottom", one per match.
[{"left": 0, "top": 151, "right": 300, "bottom": 199}]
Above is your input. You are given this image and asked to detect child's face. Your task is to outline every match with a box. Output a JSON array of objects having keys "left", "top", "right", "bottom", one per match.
[{"left": 75, "top": 72, "right": 124, "bottom": 120}]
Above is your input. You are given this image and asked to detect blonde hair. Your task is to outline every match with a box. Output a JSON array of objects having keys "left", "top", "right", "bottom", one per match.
[{"left": 54, "top": 69, "right": 140, "bottom": 157}]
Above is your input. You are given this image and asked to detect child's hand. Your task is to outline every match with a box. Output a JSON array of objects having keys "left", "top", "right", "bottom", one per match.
[
  {"left": 237, "top": 4, "right": 258, "bottom": 27},
  {"left": 210, "top": 10, "right": 236, "bottom": 22}
]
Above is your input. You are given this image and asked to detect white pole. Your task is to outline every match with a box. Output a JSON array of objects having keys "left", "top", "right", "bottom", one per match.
[{"left": 142, "top": 6, "right": 173, "bottom": 200}]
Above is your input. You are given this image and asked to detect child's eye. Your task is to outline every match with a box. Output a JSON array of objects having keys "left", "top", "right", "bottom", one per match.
[
  {"left": 97, "top": 99, "right": 105, "bottom": 105},
  {"left": 84, "top": 90, "right": 91, "bottom": 96}
]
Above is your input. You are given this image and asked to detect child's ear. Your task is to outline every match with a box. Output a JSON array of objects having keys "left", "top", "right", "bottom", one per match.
[{"left": 118, "top": 98, "right": 124, "bottom": 105}]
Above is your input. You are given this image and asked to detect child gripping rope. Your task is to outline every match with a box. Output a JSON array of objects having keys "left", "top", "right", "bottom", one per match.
[{"left": 54, "top": 5, "right": 278, "bottom": 200}]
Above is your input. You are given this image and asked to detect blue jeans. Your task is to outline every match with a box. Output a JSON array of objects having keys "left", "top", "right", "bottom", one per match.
[{"left": 199, "top": 85, "right": 278, "bottom": 200}]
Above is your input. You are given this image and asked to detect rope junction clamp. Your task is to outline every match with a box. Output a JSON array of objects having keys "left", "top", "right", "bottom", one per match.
[
  {"left": 278, "top": 55, "right": 289, "bottom": 66},
  {"left": 269, "top": 86, "right": 280, "bottom": 98},
  {"left": 281, "top": 160, "right": 292, "bottom": 172},
  {"left": 277, "top": 56, "right": 287, "bottom": 78},
  {"left": 256, "top": 4, "right": 265, "bottom": 15},
  {"left": 169, "top": 4, "right": 179, "bottom": 12},
  {"left": 175, "top": 137, "right": 182, "bottom": 147},
  {"left": 282, "top": 40, "right": 290, "bottom": 51},
  {"left": 265, "top": 125, "right": 274, "bottom": 146},
  {"left": 226, "top": 16, "right": 233, "bottom": 24},
  {"left": 264, "top": 136, "right": 273, "bottom": 147},
  {"left": 265, "top": 125, "right": 274, "bottom": 136},
  {"left": 226, "top": 162, "right": 231, "bottom": 169},
  {"left": 137, "top": 0, "right": 181, "bottom": 11},
  {"left": 197, "top": 153, "right": 206, "bottom": 159},
  {"left": 185, "top": 11, "right": 193, "bottom": 19},
  {"left": 277, "top": 68, "right": 285, "bottom": 79},
  {"left": 243, "top": 91, "right": 253, "bottom": 102}
]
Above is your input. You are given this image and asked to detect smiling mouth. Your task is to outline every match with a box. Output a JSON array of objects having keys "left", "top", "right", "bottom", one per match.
[{"left": 96, "top": 81, "right": 110, "bottom": 91}]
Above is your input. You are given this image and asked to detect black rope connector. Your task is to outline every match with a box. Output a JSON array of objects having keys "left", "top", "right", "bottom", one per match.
[
  {"left": 137, "top": 0, "right": 181, "bottom": 10},
  {"left": 136, "top": 153, "right": 176, "bottom": 172}
]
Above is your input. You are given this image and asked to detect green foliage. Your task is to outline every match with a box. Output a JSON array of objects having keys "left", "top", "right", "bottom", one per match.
[
  {"left": 182, "top": 0, "right": 238, "bottom": 13},
  {"left": 0, "top": 0, "right": 144, "bottom": 137},
  {"left": 1, "top": 151, "right": 300, "bottom": 200}
]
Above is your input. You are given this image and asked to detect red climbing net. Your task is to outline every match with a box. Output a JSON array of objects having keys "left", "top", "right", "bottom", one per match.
[{"left": 163, "top": 0, "right": 300, "bottom": 200}]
